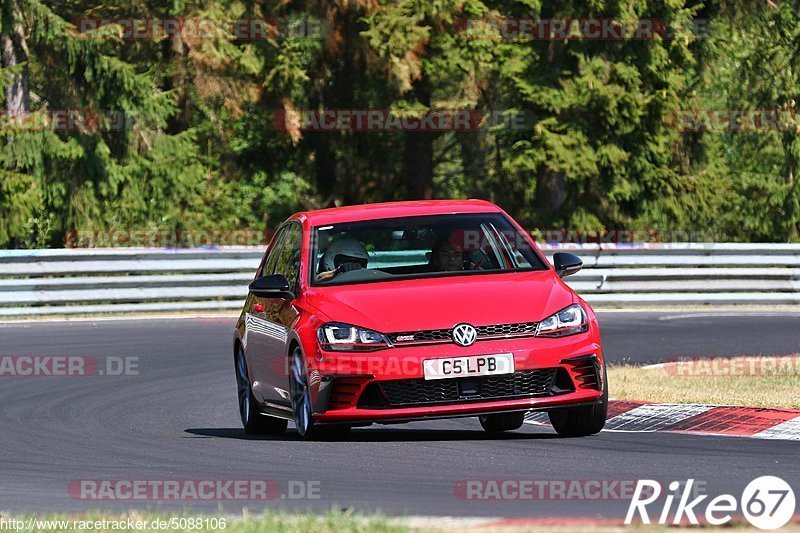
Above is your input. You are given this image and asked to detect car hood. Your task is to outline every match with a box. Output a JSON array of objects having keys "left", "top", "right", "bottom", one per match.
[{"left": 304, "top": 270, "right": 575, "bottom": 333}]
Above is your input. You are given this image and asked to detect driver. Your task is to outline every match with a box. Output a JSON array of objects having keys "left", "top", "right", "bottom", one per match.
[
  {"left": 316, "top": 236, "right": 370, "bottom": 282},
  {"left": 430, "top": 237, "right": 465, "bottom": 272}
]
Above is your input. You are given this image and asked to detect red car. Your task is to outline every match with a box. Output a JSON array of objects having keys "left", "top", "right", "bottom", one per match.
[{"left": 233, "top": 200, "right": 607, "bottom": 439}]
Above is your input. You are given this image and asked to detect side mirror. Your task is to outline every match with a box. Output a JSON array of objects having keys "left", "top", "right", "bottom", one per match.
[
  {"left": 553, "top": 252, "right": 582, "bottom": 278},
  {"left": 248, "top": 274, "right": 294, "bottom": 300}
]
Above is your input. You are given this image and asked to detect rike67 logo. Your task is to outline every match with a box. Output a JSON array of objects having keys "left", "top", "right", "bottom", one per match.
[{"left": 626, "top": 476, "right": 796, "bottom": 530}]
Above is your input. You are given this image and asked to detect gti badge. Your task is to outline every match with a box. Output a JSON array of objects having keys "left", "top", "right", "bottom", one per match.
[{"left": 452, "top": 323, "right": 478, "bottom": 347}]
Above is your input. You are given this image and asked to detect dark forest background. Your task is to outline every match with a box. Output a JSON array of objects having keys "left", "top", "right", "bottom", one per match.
[{"left": 1, "top": 0, "right": 799, "bottom": 247}]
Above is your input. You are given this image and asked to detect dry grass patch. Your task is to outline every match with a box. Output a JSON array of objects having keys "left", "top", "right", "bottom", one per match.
[{"left": 608, "top": 356, "right": 800, "bottom": 409}]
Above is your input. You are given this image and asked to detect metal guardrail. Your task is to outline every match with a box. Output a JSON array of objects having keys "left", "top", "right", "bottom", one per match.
[{"left": 1, "top": 244, "right": 799, "bottom": 316}]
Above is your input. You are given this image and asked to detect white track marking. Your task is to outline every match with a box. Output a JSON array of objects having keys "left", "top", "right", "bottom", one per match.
[
  {"left": 605, "top": 403, "right": 714, "bottom": 431},
  {"left": 527, "top": 403, "right": 800, "bottom": 441},
  {"left": 523, "top": 412, "right": 550, "bottom": 425},
  {"left": 752, "top": 416, "right": 800, "bottom": 441}
]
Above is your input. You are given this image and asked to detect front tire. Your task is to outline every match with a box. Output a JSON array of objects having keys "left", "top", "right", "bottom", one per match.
[
  {"left": 235, "top": 345, "right": 287, "bottom": 435},
  {"left": 548, "top": 367, "right": 608, "bottom": 437},
  {"left": 479, "top": 412, "right": 525, "bottom": 433},
  {"left": 288, "top": 347, "right": 353, "bottom": 440},
  {"left": 289, "top": 346, "right": 316, "bottom": 438}
]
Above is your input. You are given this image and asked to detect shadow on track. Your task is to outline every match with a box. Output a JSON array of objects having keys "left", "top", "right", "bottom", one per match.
[{"left": 184, "top": 427, "right": 560, "bottom": 442}]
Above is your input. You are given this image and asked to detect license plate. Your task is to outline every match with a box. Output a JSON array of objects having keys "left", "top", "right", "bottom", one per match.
[{"left": 423, "top": 353, "right": 515, "bottom": 381}]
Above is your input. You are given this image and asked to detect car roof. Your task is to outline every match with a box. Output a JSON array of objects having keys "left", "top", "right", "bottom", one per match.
[{"left": 292, "top": 199, "right": 503, "bottom": 226}]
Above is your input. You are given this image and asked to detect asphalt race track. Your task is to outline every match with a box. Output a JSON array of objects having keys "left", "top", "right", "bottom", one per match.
[
  {"left": 0, "top": 310, "right": 798, "bottom": 517},
  {"left": 600, "top": 310, "right": 800, "bottom": 363}
]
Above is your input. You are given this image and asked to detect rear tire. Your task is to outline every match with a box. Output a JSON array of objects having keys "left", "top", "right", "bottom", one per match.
[
  {"left": 549, "top": 366, "right": 608, "bottom": 437},
  {"left": 236, "top": 345, "right": 288, "bottom": 435},
  {"left": 479, "top": 412, "right": 525, "bottom": 433}
]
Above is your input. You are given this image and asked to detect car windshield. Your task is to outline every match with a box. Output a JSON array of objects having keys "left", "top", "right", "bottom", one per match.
[{"left": 311, "top": 213, "right": 547, "bottom": 286}]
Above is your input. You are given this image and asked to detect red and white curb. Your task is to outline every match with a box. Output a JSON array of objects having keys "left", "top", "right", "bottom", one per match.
[{"left": 525, "top": 400, "right": 800, "bottom": 441}]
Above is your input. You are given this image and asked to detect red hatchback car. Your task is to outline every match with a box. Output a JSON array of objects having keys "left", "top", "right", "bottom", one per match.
[{"left": 233, "top": 200, "right": 607, "bottom": 439}]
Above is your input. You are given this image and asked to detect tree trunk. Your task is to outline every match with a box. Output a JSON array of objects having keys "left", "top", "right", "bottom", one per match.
[
  {"left": 404, "top": 130, "right": 434, "bottom": 199},
  {"left": 313, "top": 133, "right": 337, "bottom": 206},
  {"left": 1, "top": 0, "right": 30, "bottom": 116},
  {"left": 534, "top": 170, "right": 566, "bottom": 213},
  {"left": 166, "top": 32, "right": 189, "bottom": 133},
  {"left": 458, "top": 130, "right": 489, "bottom": 197},
  {"left": 403, "top": 76, "right": 434, "bottom": 199}
]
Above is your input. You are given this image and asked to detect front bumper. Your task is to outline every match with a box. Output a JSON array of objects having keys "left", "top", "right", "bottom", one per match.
[{"left": 308, "top": 335, "right": 604, "bottom": 423}]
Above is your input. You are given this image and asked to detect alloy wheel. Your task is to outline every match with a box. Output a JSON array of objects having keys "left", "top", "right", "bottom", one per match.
[
  {"left": 236, "top": 347, "right": 251, "bottom": 427},
  {"left": 289, "top": 347, "right": 313, "bottom": 437}
]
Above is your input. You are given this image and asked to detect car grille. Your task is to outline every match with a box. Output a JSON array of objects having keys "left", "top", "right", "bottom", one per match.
[
  {"left": 388, "top": 322, "right": 538, "bottom": 345},
  {"left": 371, "top": 369, "right": 560, "bottom": 408}
]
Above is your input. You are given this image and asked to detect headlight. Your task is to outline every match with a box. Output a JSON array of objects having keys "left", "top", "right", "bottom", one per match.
[
  {"left": 535, "top": 304, "right": 588, "bottom": 337},
  {"left": 317, "top": 322, "right": 393, "bottom": 351}
]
